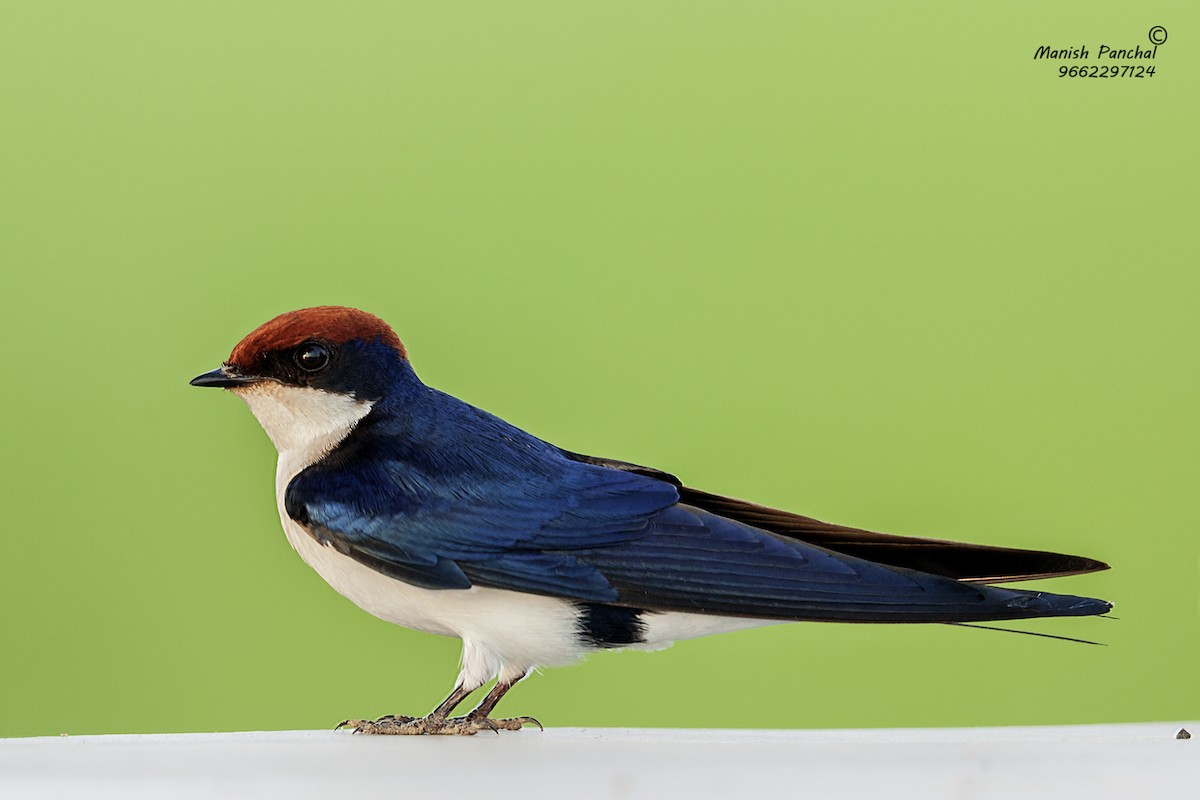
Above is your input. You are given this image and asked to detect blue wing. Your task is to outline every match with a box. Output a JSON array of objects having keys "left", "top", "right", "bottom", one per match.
[{"left": 284, "top": 397, "right": 1109, "bottom": 622}]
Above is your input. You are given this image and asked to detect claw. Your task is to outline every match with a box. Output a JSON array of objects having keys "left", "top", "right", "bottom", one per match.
[{"left": 465, "top": 714, "right": 542, "bottom": 732}]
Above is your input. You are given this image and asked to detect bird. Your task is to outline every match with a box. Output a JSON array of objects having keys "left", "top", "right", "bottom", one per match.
[{"left": 190, "top": 306, "right": 1112, "bottom": 735}]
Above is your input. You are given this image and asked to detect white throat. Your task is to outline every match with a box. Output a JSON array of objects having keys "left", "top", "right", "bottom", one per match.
[{"left": 232, "top": 382, "right": 375, "bottom": 468}]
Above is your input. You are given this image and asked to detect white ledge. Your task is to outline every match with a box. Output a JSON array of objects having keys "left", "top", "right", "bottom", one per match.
[{"left": 2, "top": 723, "right": 1196, "bottom": 799}]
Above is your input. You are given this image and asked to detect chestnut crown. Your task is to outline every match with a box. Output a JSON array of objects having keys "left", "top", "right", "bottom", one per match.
[{"left": 192, "top": 306, "right": 411, "bottom": 398}]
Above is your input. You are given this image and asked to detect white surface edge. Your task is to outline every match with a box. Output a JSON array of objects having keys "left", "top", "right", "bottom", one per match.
[{"left": 3, "top": 722, "right": 1197, "bottom": 800}]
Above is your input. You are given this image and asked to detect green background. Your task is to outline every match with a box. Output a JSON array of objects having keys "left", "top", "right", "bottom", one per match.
[{"left": 1, "top": 2, "right": 1195, "bottom": 738}]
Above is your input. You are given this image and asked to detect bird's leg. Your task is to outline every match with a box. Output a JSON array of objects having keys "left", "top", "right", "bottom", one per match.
[
  {"left": 461, "top": 672, "right": 542, "bottom": 732},
  {"left": 336, "top": 674, "right": 541, "bottom": 735},
  {"left": 429, "top": 682, "right": 476, "bottom": 719}
]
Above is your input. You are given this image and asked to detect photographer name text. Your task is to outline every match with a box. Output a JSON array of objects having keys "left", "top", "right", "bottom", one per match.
[{"left": 1034, "top": 44, "right": 1158, "bottom": 60}]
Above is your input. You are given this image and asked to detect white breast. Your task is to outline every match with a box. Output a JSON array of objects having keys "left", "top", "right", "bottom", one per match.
[{"left": 278, "top": 511, "right": 587, "bottom": 686}]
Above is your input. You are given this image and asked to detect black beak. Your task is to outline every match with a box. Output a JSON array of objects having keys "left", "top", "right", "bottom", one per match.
[{"left": 190, "top": 366, "right": 263, "bottom": 388}]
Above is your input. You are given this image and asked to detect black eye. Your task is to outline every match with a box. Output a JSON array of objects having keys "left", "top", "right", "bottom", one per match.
[{"left": 294, "top": 342, "right": 330, "bottom": 372}]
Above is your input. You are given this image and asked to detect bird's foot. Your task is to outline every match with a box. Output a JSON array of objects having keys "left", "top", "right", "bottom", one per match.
[
  {"left": 336, "top": 713, "right": 541, "bottom": 735},
  {"left": 335, "top": 714, "right": 416, "bottom": 733}
]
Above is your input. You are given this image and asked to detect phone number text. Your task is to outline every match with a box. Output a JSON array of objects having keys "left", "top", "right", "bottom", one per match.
[{"left": 1058, "top": 65, "right": 1156, "bottom": 78}]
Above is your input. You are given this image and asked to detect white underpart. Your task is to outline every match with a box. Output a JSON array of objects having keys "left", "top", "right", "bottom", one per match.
[
  {"left": 233, "top": 382, "right": 783, "bottom": 699},
  {"left": 636, "top": 611, "right": 783, "bottom": 649}
]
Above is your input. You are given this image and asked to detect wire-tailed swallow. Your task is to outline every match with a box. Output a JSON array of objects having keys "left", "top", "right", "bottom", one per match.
[{"left": 191, "top": 306, "right": 1111, "bottom": 735}]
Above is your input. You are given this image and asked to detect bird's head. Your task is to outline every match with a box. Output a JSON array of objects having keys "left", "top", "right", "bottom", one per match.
[{"left": 191, "top": 306, "right": 414, "bottom": 454}]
